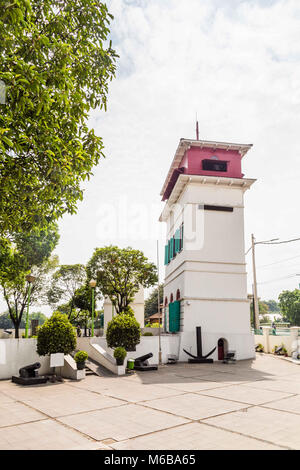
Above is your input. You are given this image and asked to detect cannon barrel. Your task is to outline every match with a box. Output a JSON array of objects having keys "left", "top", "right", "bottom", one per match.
[
  {"left": 134, "top": 352, "right": 153, "bottom": 363},
  {"left": 19, "top": 362, "right": 41, "bottom": 378}
]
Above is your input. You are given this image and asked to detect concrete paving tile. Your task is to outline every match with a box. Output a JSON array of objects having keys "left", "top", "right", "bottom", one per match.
[
  {"left": 0, "top": 401, "right": 45, "bottom": 427},
  {"left": 155, "top": 378, "right": 233, "bottom": 393},
  {"left": 1, "top": 354, "right": 300, "bottom": 449},
  {"left": 243, "top": 379, "right": 300, "bottom": 394},
  {"left": 197, "top": 384, "right": 293, "bottom": 405},
  {"left": 17, "top": 385, "right": 126, "bottom": 417},
  {"left": 111, "top": 422, "right": 281, "bottom": 450},
  {"left": 0, "top": 391, "right": 15, "bottom": 403},
  {"left": 0, "top": 419, "right": 102, "bottom": 450},
  {"left": 246, "top": 356, "right": 298, "bottom": 377},
  {"left": 123, "top": 372, "right": 229, "bottom": 392},
  {"left": 279, "top": 372, "right": 300, "bottom": 383},
  {"left": 143, "top": 392, "right": 247, "bottom": 420},
  {"left": 263, "top": 395, "right": 300, "bottom": 415},
  {"left": 58, "top": 403, "right": 189, "bottom": 441},
  {"left": 73, "top": 377, "right": 184, "bottom": 402},
  {"left": 2, "top": 381, "right": 70, "bottom": 401},
  {"left": 205, "top": 406, "right": 300, "bottom": 449}
]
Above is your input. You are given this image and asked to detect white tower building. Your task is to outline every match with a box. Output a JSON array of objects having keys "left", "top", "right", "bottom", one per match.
[{"left": 159, "top": 138, "right": 256, "bottom": 361}]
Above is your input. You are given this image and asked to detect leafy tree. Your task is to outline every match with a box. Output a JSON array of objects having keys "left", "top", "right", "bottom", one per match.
[
  {"left": 28, "top": 311, "right": 48, "bottom": 325},
  {"left": 87, "top": 246, "right": 158, "bottom": 313},
  {"left": 0, "top": 311, "right": 47, "bottom": 329},
  {"left": 73, "top": 309, "right": 91, "bottom": 337},
  {"left": 0, "top": 224, "right": 59, "bottom": 337},
  {"left": 250, "top": 299, "right": 270, "bottom": 326},
  {"left": 47, "top": 264, "right": 86, "bottom": 316},
  {"left": 1, "top": 255, "right": 58, "bottom": 337},
  {"left": 0, "top": 0, "right": 117, "bottom": 235},
  {"left": 73, "top": 283, "right": 101, "bottom": 313},
  {"left": 0, "top": 312, "right": 14, "bottom": 329},
  {"left": 106, "top": 314, "right": 141, "bottom": 351},
  {"left": 55, "top": 302, "right": 71, "bottom": 316},
  {"left": 145, "top": 284, "right": 164, "bottom": 320},
  {"left": 37, "top": 312, "right": 76, "bottom": 356},
  {"left": 278, "top": 289, "right": 300, "bottom": 326},
  {"left": 265, "top": 299, "right": 280, "bottom": 313}
]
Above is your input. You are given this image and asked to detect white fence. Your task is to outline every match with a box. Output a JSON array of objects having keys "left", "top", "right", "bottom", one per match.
[{"left": 254, "top": 326, "right": 300, "bottom": 356}]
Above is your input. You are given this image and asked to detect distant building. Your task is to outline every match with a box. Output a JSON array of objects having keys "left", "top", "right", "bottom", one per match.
[{"left": 147, "top": 304, "right": 163, "bottom": 325}]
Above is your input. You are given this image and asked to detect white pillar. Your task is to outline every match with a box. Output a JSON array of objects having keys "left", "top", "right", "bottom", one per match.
[
  {"left": 262, "top": 326, "right": 271, "bottom": 353},
  {"left": 290, "top": 327, "right": 299, "bottom": 358}
]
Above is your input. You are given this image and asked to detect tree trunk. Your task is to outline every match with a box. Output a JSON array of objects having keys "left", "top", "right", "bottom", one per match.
[{"left": 14, "top": 322, "right": 20, "bottom": 338}]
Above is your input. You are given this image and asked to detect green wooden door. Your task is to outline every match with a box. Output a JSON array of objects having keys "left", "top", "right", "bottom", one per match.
[{"left": 169, "top": 300, "right": 180, "bottom": 333}]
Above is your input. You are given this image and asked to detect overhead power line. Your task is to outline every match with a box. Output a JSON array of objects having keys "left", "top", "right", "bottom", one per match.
[
  {"left": 258, "top": 273, "right": 299, "bottom": 285},
  {"left": 257, "top": 254, "right": 300, "bottom": 269},
  {"left": 259, "top": 237, "right": 300, "bottom": 245},
  {"left": 245, "top": 236, "right": 300, "bottom": 256}
]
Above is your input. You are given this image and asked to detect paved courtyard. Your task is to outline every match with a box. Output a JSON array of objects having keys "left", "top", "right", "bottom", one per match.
[{"left": 1, "top": 353, "right": 300, "bottom": 449}]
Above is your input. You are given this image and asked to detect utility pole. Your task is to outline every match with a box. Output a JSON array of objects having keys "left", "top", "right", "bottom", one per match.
[
  {"left": 251, "top": 234, "right": 260, "bottom": 330},
  {"left": 157, "top": 240, "right": 162, "bottom": 365}
]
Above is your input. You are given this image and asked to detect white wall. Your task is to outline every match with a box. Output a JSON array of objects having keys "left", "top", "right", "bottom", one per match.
[
  {"left": 0, "top": 329, "right": 27, "bottom": 339},
  {"left": 77, "top": 335, "right": 180, "bottom": 366},
  {"left": 0, "top": 339, "right": 51, "bottom": 380},
  {"left": 162, "top": 179, "right": 254, "bottom": 360}
]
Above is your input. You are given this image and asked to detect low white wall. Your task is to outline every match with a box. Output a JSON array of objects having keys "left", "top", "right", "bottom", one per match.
[
  {"left": 0, "top": 339, "right": 51, "bottom": 380},
  {"left": 61, "top": 355, "right": 85, "bottom": 380},
  {"left": 0, "top": 329, "right": 27, "bottom": 339},
  {"left": 77, "top": 334, "right": 181, "bottom": 366},
  {"left": 254, "top": 328, "right": 300, "bottom": 356}
]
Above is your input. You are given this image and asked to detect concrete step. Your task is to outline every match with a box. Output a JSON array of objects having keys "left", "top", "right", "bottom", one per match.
[{"left": 85, "top": 358, "right": 114, "bottom": 377}]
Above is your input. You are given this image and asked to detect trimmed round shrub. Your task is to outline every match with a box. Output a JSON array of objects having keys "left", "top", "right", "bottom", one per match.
[
  {"left": 37, "top": 312, "right": 76, "bottom": 356},
  {"left": 113, "top": 347, "right": 127, "bottom": 361},
  {"left": 143, "top": 332, "right": 153, "bottom": 336},
  {"left": 106, "top": 314, "right": 141, "bottom": 351},
  {"left": 74, "top": 350, "right": 88, "bottom": 363}
]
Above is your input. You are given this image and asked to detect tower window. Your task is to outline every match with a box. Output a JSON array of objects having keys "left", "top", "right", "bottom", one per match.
[{"left": 202, "top": 159, "right": 227, "bottom": 172}]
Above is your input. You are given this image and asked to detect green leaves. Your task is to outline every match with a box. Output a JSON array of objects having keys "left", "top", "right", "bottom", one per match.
[
  {"left": 47, "top": 264, "right": 87, "bottom": 314},
  {"left": 0, "top": 0, "right": 117, "bottom": 235},
  {"left": 36, "top": 312, "right": 77, "bottom": 356},
  {"left": 278, "top": 289, "right": 300, "bottom": 326},
  {"left": 87, "top": 245, "right": 158, "bottom": 313},
  {"left": 106, "top": 314, "right": 141, "bottom": 351},
  {"left": 0, "top": 223, "right": 59, "bottom": 336}
]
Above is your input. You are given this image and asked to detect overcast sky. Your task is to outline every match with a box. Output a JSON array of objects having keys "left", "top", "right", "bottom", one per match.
[{"left": 4, "top": 0, "right": 300, "bottom": 315}]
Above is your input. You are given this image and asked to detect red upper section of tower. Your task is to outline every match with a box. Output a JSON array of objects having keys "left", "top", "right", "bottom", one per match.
[{"left": 161, "top": 139, "right": 252, "bottom": 201}]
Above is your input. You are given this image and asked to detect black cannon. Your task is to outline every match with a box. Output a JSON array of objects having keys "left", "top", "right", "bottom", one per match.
[
  {"left": 183, "top": 327, "right": 216, "bottom": 364},
  {"left": 12, "top": 362, "right": 48, "bottom": 385},
  {"left": 223, "top": 350, "right": 236, "bottom": 364},
  {"left": 134, "top": 353, "right": 158, "bottom": 371}
]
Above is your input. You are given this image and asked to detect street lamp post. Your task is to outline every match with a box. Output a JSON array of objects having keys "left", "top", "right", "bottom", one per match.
[
  {"left": 25, "top": 274, "right": 36, "bottom": 338},
  {"left": 248, "top": 235, "right": 279, "bottom": 330},
  {"left": 89, "top": 280, "right": 97, "bottom": 337}
]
